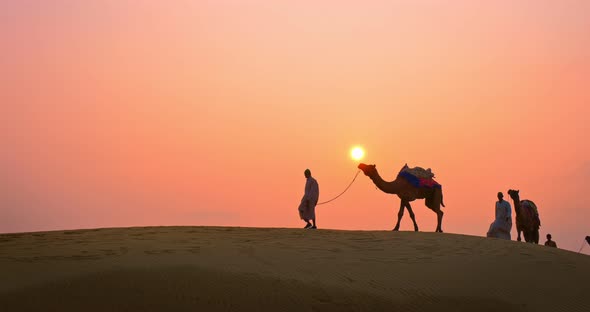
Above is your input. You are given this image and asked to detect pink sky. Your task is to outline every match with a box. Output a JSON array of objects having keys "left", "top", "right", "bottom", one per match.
[{"left": 2, "top": 1, "right": 589, "bottom": 254}]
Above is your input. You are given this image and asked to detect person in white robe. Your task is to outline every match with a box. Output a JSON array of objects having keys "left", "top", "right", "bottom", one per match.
[
  {"left": 487, "top": 192, "right": 512, "bottom": 240},
  {"left": 298, "top": 169, "right": 319, "bottom": 229}
]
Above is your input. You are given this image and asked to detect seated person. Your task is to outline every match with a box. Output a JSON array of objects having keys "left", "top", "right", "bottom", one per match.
[{"left": 544, "top": 234, "right": 557, "bottom": 247}]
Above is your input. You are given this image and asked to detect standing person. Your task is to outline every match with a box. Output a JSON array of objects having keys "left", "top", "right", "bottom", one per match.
[
  {"left": 298, "top": 169, "right": 319, "bottom": 229},
  {"left": 486, "top": 192, "right": 512, "bottom": 240},
  {"left": 544, "top": 234, "right": 557, "bottom": 247}
]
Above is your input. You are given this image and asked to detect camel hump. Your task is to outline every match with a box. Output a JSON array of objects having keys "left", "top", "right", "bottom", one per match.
[
  {"left": 401, "top": 165, "right": 435, "bottom": 179},
  {"left": 521, "top": 200, "right": 541, "bottom": 228},
  {"left": 521, "top": 200, "right": 538, "bottom": 214}
]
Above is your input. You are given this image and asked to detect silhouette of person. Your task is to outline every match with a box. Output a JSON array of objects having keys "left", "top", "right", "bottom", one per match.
[
  {"left": 487, "top": 192, "right": 512, "bottom": 240},
  {"left": 298, "top": 169, "right": 319, "bottom": 229},
  {"left": 544, "top": 234, "right": 557, "bottom": 247}
]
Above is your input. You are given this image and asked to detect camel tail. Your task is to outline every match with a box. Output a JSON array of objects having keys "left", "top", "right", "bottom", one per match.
[{"left": 440, "top": 188, "right": 445, "bottom": 207}]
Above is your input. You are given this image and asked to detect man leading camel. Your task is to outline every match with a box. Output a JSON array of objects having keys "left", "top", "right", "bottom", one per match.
[{"left": 298, "top": 169, "right": 319, "bottom": 229}]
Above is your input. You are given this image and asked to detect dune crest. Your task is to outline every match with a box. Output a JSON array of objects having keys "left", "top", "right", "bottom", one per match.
[{"left": 1, "top": 227, "right": 589, "bottom": 311}]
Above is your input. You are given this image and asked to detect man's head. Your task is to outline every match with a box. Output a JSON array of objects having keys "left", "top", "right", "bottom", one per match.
[
  {"left": 304, "top": 169, "right": 311, "bottom": 178},
  {"left": 547, "top": 234, "right": 552, "bottom": 240},
  {"left": 497, "top": 192, "right": 504, "bottom": 201}
]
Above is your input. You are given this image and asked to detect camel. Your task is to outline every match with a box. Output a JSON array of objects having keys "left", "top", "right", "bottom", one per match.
[
  {"left": 358, "top": 163, "right": 445, "bottom": 232},
  {"left": 507, "top": 189, "right": 541, "bottom": 244}
]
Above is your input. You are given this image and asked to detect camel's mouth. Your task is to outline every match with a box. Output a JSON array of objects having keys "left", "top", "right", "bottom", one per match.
[{"left": 357, "top": 163, "right": 374, "bottom": 175}]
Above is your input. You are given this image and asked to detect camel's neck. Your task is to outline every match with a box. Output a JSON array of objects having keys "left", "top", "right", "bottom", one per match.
[
  {"left": 368, "top": 172, "right": 401, "bottom": 194},
  {"left": 511, "top": 197, "right": 521, "bottom": 216}
]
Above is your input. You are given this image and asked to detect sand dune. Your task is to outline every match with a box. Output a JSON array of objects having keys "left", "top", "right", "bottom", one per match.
[{"left": 1, "top": 226, "right": 589, "bottom": 311}]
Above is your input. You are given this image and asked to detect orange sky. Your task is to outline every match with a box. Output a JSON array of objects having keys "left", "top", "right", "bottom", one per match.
[{"left": 2, "top": 1, "right": 589, "bottom": 253}]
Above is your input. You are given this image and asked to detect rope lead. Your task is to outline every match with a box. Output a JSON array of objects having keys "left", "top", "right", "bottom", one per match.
[{"left": 317, "top": 170, "right": 361, "bottom": 205}]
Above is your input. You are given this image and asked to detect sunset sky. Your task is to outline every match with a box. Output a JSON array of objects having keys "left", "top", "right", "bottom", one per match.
[{"left": 2, "top": 1, "right": 589, "bottom": 253}]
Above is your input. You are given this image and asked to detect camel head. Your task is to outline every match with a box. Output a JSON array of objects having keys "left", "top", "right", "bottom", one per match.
[
  {"left": 358, "top": 163, "right": 377, "bottom": 177},
  {"left": 507, "top": 189, "right": 520, "bottom": 201}
]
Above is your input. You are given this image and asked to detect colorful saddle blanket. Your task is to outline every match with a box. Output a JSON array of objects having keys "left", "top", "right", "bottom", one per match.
[
  {"left": 397, "top": 164, "right": 441, "bottom": 189},
  {"left": 521, "top": 200, "right": 541, "bottom": 227}
]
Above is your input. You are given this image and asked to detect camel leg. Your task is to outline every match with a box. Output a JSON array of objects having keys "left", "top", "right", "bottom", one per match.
[
  {"left": 525, "top": 230, "right": 538, "bottom": 244},
  {"left": 525, "top": 230, "right": 533, "bottom": 243},
  {"left": 393, "top": 201, "right": 405, "bottom": 231},
  {"left": 435, "top": 209, "right": 444, "bottom": 233},
  {"left": 405, "top": 202, "right": 419, "bottom": 232}
]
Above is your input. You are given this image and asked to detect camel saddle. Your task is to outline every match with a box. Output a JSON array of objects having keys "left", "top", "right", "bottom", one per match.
[
  {"left": 521, "top": 200, "right": 541, "bottom": 228},
  {"left": 397, "top": 164, "right": 441, "bottom": 189}
]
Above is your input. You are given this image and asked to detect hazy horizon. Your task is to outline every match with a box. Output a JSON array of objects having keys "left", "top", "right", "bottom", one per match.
[{"left": 2, "top": 1, "right": 589, "bottom": 254}]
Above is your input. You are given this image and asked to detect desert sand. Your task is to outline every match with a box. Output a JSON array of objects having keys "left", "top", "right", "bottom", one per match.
[{"left": 0, "top": 226, "right": 589, "bottom": 311}]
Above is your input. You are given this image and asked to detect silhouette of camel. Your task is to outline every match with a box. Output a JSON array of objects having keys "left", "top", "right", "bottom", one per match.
[
  {"left": 358, "top": 163, "right": 445, "bottom": 232},
  {"left": 507, "top": 189, "right": 540, "bottom": 243}
]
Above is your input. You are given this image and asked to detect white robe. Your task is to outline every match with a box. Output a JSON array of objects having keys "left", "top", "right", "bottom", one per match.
[
  {"left": 298, "top": 177, "right": 319, "bottom": 221},
  {"left": 487, "top": 200, "right": 512, "bottom": 240}
]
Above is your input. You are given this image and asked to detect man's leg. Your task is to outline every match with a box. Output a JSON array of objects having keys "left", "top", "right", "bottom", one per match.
[
  {"left": 304, "top": 219, "right": 312, "bottom": 228},
  {"left": 310, "top": 218, "right": 317, "bottom": 229}
]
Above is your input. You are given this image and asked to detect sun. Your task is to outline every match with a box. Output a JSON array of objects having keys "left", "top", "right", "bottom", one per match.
[{"left": 351, "top": 147, "right": 365, "bottom": 161}]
